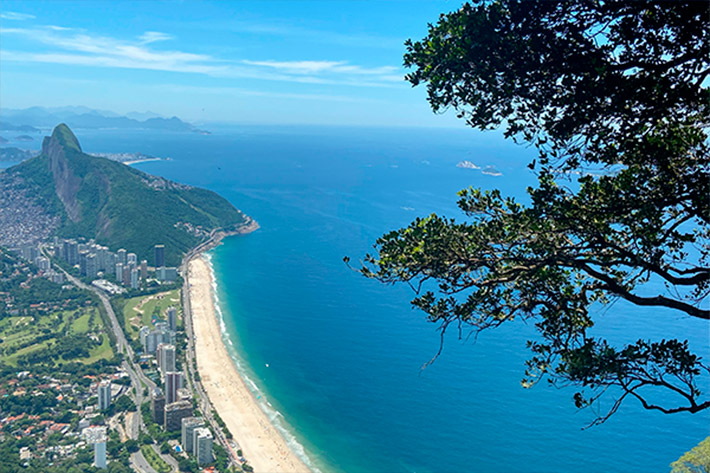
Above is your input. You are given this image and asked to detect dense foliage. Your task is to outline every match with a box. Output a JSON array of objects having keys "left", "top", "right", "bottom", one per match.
[
  {"left": 672, "top": 436, "right": 710, "bottom": 473},
  {"left": 357, "top": 0, "right": 709, "bottom": 423},
  {"left": 9, "top": 124, "right": 247, "bottom": 266}
]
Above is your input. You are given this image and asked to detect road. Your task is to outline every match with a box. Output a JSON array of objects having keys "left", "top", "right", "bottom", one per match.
[
  {"left": 41, "top": 226, "right": 255, "bottom": 471},
  {"left": 180, "top": 235, "right": 242, "bottom": 468},
  {"left": 40, "top": 245, "right": 176, "bottom": 471},
  {"left": 40, "top": 249, "right": 145, "bottom": 437},
  {"left": 131, "top": 451, "right": 159, "bottom": 473}
]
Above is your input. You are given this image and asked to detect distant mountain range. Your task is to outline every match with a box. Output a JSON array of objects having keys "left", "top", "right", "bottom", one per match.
[
  {"left": 0, "top": 106, "right": 209, "bottom": 134},
  {"left": 2, "top": 124, "right": 244, "bottom": 266},
  {"left": 0, "top": 147, "right": 37, "bottom": 162}
]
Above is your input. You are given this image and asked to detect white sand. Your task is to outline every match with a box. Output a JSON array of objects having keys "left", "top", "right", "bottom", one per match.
[{"left": 188, "top": 257, "right": 311, "bottom": 473}]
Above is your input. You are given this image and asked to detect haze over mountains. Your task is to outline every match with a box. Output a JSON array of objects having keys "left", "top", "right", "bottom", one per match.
[{"left": 1, "top": 106, "right": 208, "bottom": 134}]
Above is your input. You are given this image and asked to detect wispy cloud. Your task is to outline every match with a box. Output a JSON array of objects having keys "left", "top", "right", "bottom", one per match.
[
  {"left": 0, "top": 51, "right": 225, "bottom": 75},
  {"left": 1, "top": 11, "right": 36, "bottom": 21},
  {"left": 2, "top": 27, "right": 229, "bottom": 75},
  {"left": 139, "top": 31, "right": 173, "bottom": 44},
  {"left": 160, "top": 84, "right": 379, "bottom": 103},
  {"left": 242, "top": 60, "right": 398, "bottom": 76},
  {"left": 1, "top": 25, "right": 404, "bottom": 87}
]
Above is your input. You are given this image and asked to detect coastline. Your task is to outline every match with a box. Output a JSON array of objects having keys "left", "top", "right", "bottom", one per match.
[
  {"left": 185, "top": 220, "right": 313, "bottom": 473},
  {"left": 124, "top": 157, "right": 165, "bottom": 165}
]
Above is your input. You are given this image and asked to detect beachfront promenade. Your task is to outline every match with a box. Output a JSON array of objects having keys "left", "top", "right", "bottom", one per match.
[
  {"left": 180, "top": 221, "right": 313, "bottom": 473},
  {"left": 41, "top": 218, "right": 308, "bottom": 473}
]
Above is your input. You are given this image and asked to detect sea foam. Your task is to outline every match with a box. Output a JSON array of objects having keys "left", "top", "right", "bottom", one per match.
[{"left": 202, "top": 252, "right": 324, "bottom": 473}]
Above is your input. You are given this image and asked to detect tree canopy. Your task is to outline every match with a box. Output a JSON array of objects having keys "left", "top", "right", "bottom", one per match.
[
  {"left": 353, "top": 0, "right": 710, "bottom": 424},
  {"left": 672, "top": 436, "right": 710, "bottom": 473}
]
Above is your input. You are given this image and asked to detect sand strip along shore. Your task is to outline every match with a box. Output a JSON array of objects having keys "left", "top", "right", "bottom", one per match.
[{"left": 188, "top": 256, "right": 312, "bottom": 473}]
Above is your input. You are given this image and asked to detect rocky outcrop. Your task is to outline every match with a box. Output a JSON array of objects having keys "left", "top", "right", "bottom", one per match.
[
  {"left": 6, "top": 123, "right": 247, "bottom": 266},
  {"left": 43, "top": 124, "right": 82, "bottom": 222}
]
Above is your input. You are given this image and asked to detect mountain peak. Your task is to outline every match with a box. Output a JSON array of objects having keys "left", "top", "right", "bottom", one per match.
[
  {"left": 6, "top": 124, "right": 246, "bottom": 265},
  {"left": 50, "top": 123, "right": 82, "bottom": 152}
]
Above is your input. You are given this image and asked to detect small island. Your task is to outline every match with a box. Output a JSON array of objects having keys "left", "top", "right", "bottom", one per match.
[
  {"left": 456, "top": 160, "right": 480, "bottom": 170},
  {"left": 482, "top": 165, "right": 503, "bottom": 176}
]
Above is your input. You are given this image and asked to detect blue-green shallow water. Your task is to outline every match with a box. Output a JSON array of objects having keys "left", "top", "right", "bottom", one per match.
[{"left": 76, "top": 126, "right": 708, "bottom": 473}]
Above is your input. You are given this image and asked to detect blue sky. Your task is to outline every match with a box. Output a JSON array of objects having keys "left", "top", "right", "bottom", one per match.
[{"left": 0, "top": 1, "right": 466, "bottom": 126}]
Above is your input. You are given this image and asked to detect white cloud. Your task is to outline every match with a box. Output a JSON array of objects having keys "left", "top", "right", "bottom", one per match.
[
  {"left": 139, "top": 31, "right": 173, "bottom": 44},
  {"left": 1, "top": 27, "right": 220, "bottom": 73},
  {"left": 1, "top": 12, "right": 36, "bottom": 21},
  {"left": 243, "top": 60, "right": 346, "bottom": 75},
  {"left": 243, "top": 60, "right": 399, "bottom": 77},
  {"left": 0, "top": 24, "right": 403, "bottom": 87},
  {"left": 0, "top": 51, "right": 225, "bottom": 75}
]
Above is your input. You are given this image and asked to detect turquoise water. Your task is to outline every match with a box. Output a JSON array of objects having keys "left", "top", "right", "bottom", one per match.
[{"left": 78, "top": 126, "right": 708, "bottom": 472}]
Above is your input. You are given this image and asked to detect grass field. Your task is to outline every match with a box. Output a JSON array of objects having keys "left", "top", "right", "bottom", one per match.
[
  {"left": 140, "top": 445, "right": 172, "bottom": 473},
  {"left": 122, "top": 289, "right": 182, "bottom": 342},
  {"left": 0, "top": 307, "right": 114, "bottom": 366}
]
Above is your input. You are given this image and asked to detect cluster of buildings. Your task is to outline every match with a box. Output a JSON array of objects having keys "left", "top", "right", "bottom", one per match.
[
  {"left": 18, "top": 245, "right": 65, "bottom": 284},
  {"left": 182, "top": 417, "right": 214, "bottom": 466},
  {"left": 149, "top": 381, "right": 213, "bottom": 465},
  {"left": 1, "top": 370, "right": 131, "bottom": 470},
  {"left": 140, "top": 306, "right": 178, "bottom": 355},
  {"left": 144, "top": 307, "right": 214, "bottom": 466},
  {"left": 48, "top": 238, "right": 178, "bottom": 288},
  {"left": 11, "top": 239, "right": 180, "bottom": 295},
  {"left": 0, "top": 171, "right": 60, "bottom": 249}
]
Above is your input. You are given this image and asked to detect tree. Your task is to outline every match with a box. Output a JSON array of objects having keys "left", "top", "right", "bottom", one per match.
[
  {"left": 353, "top": 0, "right": 709, "bottom": 424},
  {"left": 160, "top": 441, "right": 170, "bottom": 455},
  {"left": 672, "top": 436, "right": 710, "bottom": 473}
]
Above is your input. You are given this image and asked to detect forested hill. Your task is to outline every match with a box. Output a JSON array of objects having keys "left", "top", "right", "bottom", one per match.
[{"left": 6, "top": 124, "right": 246, "bottom": 266}]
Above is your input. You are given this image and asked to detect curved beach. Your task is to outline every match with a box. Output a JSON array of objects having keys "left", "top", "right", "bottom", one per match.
[{"left": 188, "top": 256, "right": 311, "bottom": 473}]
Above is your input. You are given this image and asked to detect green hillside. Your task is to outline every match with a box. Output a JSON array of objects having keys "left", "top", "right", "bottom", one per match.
[{"left": 8, "top": 124, "right": 246, "bottom": 266}]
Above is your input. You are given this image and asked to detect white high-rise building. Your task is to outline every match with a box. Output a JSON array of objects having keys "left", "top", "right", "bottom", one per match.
[
  {"left": 193, "top": 427, "right": 213, "bottom": 465},
  {"left": 35, "top": 256, "right": 51, "bottom": 271},
  {"left": 117, "top": 248, "right": 127, "bottom": 265},
  {"left": 157, "top": 343, "right": 176, "bottom": 374},
  {"left": 139, "top": 326, "right": 151, "bottom": 347},
  {"left": 115, "top": 262, "right": 123, "bottom": 281},
  {"left": 84, "top": 426, "right": 107, "bottom": 469},
  {"left": 144, "top": 328, "right": 170, "bottom": 354},
  {"left": 127, "top": 252, "right": 137, "bottom": 266},
  {"left": 130, "top": 268, "right": 139, "bottom": 289},
  {"left": 94, "top": 440, "right": 107, "bottom": 469},
  {"left": 167, "top": 307, "right": 177, "bottom": 331},
  {"left": 181, "top": 417, "right": 204, "bottom": 454},
  {"left": 97, "top": 380, "right": 111, "bottom": 410}
]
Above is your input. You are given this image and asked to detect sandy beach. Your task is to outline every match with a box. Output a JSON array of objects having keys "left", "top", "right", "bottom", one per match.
[{"left": 188, "top": 256, "right": 311, "bottom": 473}]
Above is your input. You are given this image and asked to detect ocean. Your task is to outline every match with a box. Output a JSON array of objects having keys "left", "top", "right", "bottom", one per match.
[{"left": 25, "top": 125, "right": 710, "bottom": 472}]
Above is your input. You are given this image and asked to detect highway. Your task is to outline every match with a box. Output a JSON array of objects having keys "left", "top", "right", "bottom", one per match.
[
  {"left": 179, "top": 234, "right": 243, "bottom": 468},
  {"left": 131, "top": 451, "right": 158, "bottom": 473},
  {"left": 41, "top": 229, "right": 254, "bottom": 471},
  {"left": 40, "top": 245, "right": 174, "bottom": 472}
]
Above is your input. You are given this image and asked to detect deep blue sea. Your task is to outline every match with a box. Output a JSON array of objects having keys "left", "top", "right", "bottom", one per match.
[{"left": 19, "top": 125, "right": 710, "bottom": 472}]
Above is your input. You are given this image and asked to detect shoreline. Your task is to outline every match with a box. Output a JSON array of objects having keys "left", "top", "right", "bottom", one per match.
[
  {"left": 185, "top": 221, "right": 313, "bottom": 473},
  {"left": 124, "top": 157, "right": 165, "bottom": 165}
]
